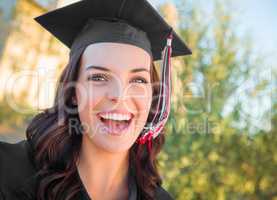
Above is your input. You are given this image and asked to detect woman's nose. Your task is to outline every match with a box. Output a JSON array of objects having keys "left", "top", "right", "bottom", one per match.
[{"left": 107, "top": 82, "right": 125, "bottom": 102}]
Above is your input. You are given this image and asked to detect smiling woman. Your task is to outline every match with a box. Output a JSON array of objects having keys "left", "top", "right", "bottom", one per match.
[
  {"left": 74, "top": 42, "right": 160, "bottom": 199},
  {"left": 75, "top": 43, "right": 153, "bottom": 153},
  {"left": 0, "top": 0, "right": 191, "bottom": 199}
]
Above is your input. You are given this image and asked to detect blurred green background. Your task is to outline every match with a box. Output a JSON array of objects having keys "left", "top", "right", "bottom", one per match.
[{"left": 0, "top": 0, "right": 276, "bottom": 199}]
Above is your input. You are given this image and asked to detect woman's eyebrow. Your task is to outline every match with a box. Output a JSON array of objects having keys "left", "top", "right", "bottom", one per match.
[{"left": 85, "top": 65, "right": 150, "bottom": 73}]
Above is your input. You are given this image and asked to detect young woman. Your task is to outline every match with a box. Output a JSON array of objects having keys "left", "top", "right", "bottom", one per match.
[{"left": 0, "top": 0, "right": 191, "bottom": 199}]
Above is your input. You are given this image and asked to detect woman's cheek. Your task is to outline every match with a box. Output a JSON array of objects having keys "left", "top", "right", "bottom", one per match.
[
  {"left": 126, "top": 84, "right": 152, "bottom": 119},
  {"left": 76, "top": 83, "right": 103, "bottom": 117},
  {"left": 85, "top": 85, "right": 107, "bottom": 114}
]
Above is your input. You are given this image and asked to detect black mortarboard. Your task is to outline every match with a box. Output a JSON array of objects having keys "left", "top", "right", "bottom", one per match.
[{"left": 34, "top": 0, "right": 191, "bottom": 61}]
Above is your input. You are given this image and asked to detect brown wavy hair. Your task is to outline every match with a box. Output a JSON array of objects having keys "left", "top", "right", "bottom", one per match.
[{"left": 26, "top": 47, "right": 166, "bottom": 200}]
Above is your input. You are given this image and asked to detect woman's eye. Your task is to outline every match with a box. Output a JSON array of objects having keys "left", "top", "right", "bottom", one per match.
[
  {"left": 87, "top": 74, "right": 108, "bottom": 82},
  {"left": 131, "top": 77, "right": 148, "bottom": 84},
  {"left": 87, "top": 74, "right": 148, "bottom": 84}
]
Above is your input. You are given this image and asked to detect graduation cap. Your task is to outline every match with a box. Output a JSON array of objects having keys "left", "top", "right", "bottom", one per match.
[
  {"left": 34, "top": 0, "right": 191, "bottom": 152},
  {"left": 34, "top": 0, "right": 191, "bottom": 60}
]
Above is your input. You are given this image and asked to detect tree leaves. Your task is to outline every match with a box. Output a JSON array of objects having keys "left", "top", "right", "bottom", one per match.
[{"left": 158, "top": 1, "right": 276, "bottom": 199}]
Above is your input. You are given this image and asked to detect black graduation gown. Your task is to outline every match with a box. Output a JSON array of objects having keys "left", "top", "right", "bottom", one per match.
[{"left": 0, "top": 140, "right": 174, "bottom": 200}]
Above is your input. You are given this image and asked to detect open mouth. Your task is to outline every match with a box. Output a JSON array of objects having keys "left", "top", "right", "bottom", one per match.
[
  {"left": 96, "top": 114, "right": 134, "bottom": 135},
  {"left": 100, "top": 117, "right": 131, "bottom": 126}
]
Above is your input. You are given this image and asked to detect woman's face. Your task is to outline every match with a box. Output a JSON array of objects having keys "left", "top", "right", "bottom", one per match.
[{"left": 75, "top": 42, "right": 152, "bottom": 153}]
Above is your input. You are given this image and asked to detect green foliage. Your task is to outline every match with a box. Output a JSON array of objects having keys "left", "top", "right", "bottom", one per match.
[{"left": 158, "top": 1, "right": 276, "bottom": 199}]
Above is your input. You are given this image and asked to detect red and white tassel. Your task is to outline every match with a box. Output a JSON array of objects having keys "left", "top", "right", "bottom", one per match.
[{"left": 137, "top": 29, "right": 173, "bottom": 153}]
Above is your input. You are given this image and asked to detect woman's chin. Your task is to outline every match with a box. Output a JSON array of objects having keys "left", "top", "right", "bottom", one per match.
[
  {"left": 82, "top": 127, "right": 137, "bottom": 153},
  {"left": 91, "top": 136, "right": 134, "bottom": 153}
]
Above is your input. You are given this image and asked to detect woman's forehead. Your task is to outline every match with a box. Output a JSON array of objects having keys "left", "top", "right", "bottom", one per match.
[{"left": 80, "top": 42, "right": 151, "bottom": 71}]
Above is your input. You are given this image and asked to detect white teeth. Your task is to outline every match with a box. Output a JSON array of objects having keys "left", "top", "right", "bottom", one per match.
[{"left": 99, "top": 113, "right": 132, "bottom": 121}]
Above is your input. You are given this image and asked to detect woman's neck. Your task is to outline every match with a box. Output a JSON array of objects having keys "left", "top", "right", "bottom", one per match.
[{"left": 76, "top": 134, "right": 130, "bottom": 199}]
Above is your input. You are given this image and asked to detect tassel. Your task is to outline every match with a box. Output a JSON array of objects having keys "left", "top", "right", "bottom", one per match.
[{"left": 137, "top": 29, "right": 173, "bottom": 153}]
